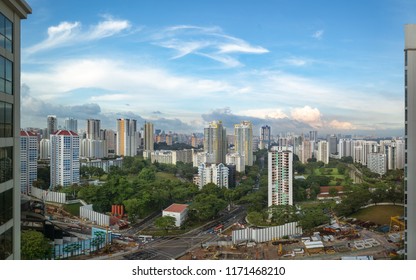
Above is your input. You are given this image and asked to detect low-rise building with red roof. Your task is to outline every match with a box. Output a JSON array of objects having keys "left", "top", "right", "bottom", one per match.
[{"left": 162, "top": 203, "right": 189, "bottom": 227}]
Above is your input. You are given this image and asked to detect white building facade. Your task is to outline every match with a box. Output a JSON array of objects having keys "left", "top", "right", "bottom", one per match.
[
  {"left": 268, "top": 146, "right": 293, "bottom": 207},
  {"left": 50, "top": 130, "right": 80, "bottom": 188},
  {"left": 20, "top": 131, "right": 37, "bottom": 194}
]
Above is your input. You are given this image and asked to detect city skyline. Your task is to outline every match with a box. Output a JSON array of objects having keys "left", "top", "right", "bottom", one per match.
[{"left": 21, "top": 0, "right": 416, "bottom": 136}]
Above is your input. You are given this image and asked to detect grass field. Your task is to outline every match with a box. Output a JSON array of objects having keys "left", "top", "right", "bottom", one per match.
[
  {"left": 155, "top": 172, "right": 179, "bottom": 181},
  {"left": 350, "top": 205, "right": 404, "bottom": 225},
  {"left": 313, "top": 168, "right": 347, "bottom": 186},
  {"left": 63, "top": 202, "right": 82, "bottom": 216}
]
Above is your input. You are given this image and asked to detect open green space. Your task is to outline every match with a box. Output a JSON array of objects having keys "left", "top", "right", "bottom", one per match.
[
  {"left": 155, "top": 172, "right": 179, "bottom": 181},
  {"left": 63, "top": 202, "right": 82, "bottom": 216},
  {"left": 314, "top": 168, "right": 340, "bottom": 176},
  {"left": 350, "top": 205, "right": 404, "bottom": 225}
]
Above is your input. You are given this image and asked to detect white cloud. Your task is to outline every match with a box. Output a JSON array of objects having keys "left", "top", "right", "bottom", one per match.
[
  {"left": 312, "top": 29, "right": 324, "bottom": 39},
  {"left": 87, "top": 17, "right": 131, "bottom": 40},
  {"left": 238, "top": 108, "right": 288, "bottom": 119},
  {"left": 328, "top": 120, "right": 355, "bottom": 130},
  {"left": 22, "top": 58, "right": 236, "bottom": 110},
  {"left": 153, "top": 25, "right": 269, "bottom": 67},
  {"left": 284, "top": 58, "right": 308, "bottom": 66},
  {"left": 24, "top": 16, "right": 131, "bottom": 55},
  {"left": 291, "top": 106, "right": 323, "bottom": 128}
]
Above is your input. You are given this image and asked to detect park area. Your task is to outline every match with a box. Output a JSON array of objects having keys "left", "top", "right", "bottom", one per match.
[
  {"left": 313, "top": 167, "right": 348, "bottom": 186},
  {"left": 350, "top": 205, "right": 404, "bottom": 225}
]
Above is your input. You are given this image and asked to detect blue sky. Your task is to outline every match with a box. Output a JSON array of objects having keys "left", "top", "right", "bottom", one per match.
[{"left": 20, "top": 0, "right": 416, "bottom": 136}]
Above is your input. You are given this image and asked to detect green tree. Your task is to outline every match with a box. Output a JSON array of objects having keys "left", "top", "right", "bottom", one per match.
[
  {"left": 299, "top": 206, "right": 330, "bottom": 231},
  {"left": 21, "top": 230, "right": 53, "bottom": 260},
  {"left": 154, "top": 216, "right": 177, "bottom": 233},
  {"left": 138, "top": 167, "right": 156, "bottom": 181},
  {"left": 247, "top": 211, "right": 265, "bottom": 225},
  {"left": 268, "top": 205, "right": 298, "bottom": 225},
  {"left": 190, "top": 193, "right": 227, "bottom": 221}
]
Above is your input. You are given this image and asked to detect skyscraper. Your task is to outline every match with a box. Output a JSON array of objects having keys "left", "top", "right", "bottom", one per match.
[
  {"left": 317, "top": 140, "right": 329, "bottom": 164},
  {"left": 203, "top": 121, "right": 227, "bottom": 164},
  {"left": 328, "top": 134, "right": 338, "bottom": 155},
  {"left": 234, "top": 121, "right": 253, "bottom": 166},
  {"left": 46, "top": 115, "right": 57, "bottom": 139},
  {"left": 86, "top": 119, "right": 101, "bottom": 140},
  {"left": 143, "top": 122, "right": 154, "bottom": 158},
  {"left": 20, "top": 131, "right": 38, "bottom": 194},
  {"left": 260, "top": 125, "right": 271, "bottom": 149},
  {"left": 301, "top": 139, "right": 313, "bottom": 163},
  {"left": 0, "top": 0, "right": 31, "bottom": 260},
  {"left": 309, "top": 130, "right": 318, "bottom": 142},
  {"left": 50, "top": 130, "right": 80, "bottom": 188},
  {"left": 116, "top": 118, "right": 137, "bottom": 157},
  {"left": 65, "top": 117, "right": 78, "bottom": 132},
  {"left": 404, "top": 24, "right": 416, "bottom": 259},
  {"left": 268, "top": 146, "right": 293, "bottom": 207}
]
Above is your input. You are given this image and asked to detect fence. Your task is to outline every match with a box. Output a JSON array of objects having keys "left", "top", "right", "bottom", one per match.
[
  {"left": 80, "top": 205, "right": 110, "bottom": 227},
  {"left": 232, "top": 222, "right": 302, "bottom": 244},
  {"left": 30, "top": 186, "right": 66, "bottom": 204}
]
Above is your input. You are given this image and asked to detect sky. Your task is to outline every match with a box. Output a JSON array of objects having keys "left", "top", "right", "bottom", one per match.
[{"left": 20, "top": 0, "right": 416, "bottom": 136}]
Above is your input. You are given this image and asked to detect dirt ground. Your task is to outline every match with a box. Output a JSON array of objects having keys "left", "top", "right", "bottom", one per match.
[{"left": 179, "top": 228, "right": 401, "bottom": 260}]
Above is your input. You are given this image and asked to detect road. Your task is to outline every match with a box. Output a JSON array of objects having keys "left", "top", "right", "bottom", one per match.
[{"left": 118, "top": 206, "right": 247, "bottom": 260}]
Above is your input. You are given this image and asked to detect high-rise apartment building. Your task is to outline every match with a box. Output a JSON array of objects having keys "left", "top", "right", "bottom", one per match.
[
  {"left": 191, "top": 134, "right": 198, "bottom": 148},
  {"left": 46, "top": 115, "right": 57, "bottom": 139},
  {"left": 20, "top": 131, "right": 37, "bottom": 194},
  {"left": 103, "top": 129, "right": 117, "bottom": 156},
  {"left": 368, "top": 153, "right": 387, "bottom": 175},
  {"left": 116, "top": 118, "right": 137, "bottom": 157},
  {"left": 268, "top": 146, "right": 293, "bottom": 207},
  {"left": 317, "top": 140, "right": 329, "bottom": 164},
  {"left": 197, "top": 163, "right": 229, "bottom": 189},
  {"left": 50, "top": 130, "right": 80, "bottom": 188},
  {"left": 39, "top": 138, "right": 50, "bottom": 159},
  {"left": 65, "top": 117, "right": 77, "bottom": 132},
  {"left": 405, "top": 24, "right": 416, "bottom": 259},
  {"left": 143, "top": 122, "right": 154, "bottom": 158},
  {"left": 301, "top": 139, "right": 313, "bottom": 163},
  {"left": 234, "top": 121, "right": 253, "bottom": 166},
  {"left": 203, "top": 121, "right": 227, "bottom": 164},
  {"left": 0, "top": 0, "right": 31, "bottom": 260},
  {"left": 328, "top": 134, "right": 337, "bottom": 155},
  {"left": 259, "top": 125, "right": 271, "bottom": 149},
  {"left": 86, "top": 119, "right": 101, "bottom": 140},
  {"left": 309, "top": 130, "right": 318, "bottom": 142},
  {"left": 226, "top": 152, "right": 245, "bottom": 173}
]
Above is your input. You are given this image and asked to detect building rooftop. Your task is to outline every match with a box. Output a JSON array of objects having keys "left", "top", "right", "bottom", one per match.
[
  {"left": 163, "top": 203, "right": 188, "bottom": 213},
  {"left": 20, "top": 130, "right": 37, "bottom": 137},
  {"left": 51, "top": 130, "right": 78, "bottom": 136}
]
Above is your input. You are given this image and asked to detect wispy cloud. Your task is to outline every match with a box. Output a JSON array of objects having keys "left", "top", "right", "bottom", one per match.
[
  {"left": 24, "top": 15, "right": 131, "bottom": 55},
  {"left": 312, "top": 29, "right": 324, "bottom": 40},
  {"left": 153, "top": 25, "right": 269, "bottom": 67}
]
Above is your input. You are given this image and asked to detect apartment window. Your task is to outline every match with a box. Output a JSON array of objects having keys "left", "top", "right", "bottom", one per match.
[
  {"left": 405, "top": 70, "right": 407, "bottom": 87},
  {"left": 405, "top": 50, "right": 408, "bottom": 67},
  {"left": 0, "top": 227, "right": 13, "bottom": 260},
  {"left": 0, "top": 101, "right": 13, "bottom": 137},
  {"left": 405, "top": 88, "right": 408, "bottom": 108},
  {"left": 0, "top": 13, "right": 13, "bottom": 53},
  {"left": 0, "top": 146, "right": 13, "bottom": 183},
  {"left": 0, "top": 56, "right": 13, "bottom": 95},
  {"left": 0, "top": 188, "right": 13, "bottom": 225}
]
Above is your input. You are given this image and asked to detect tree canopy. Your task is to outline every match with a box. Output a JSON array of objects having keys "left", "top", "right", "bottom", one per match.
[{"left": 21, "top": 230, "right": 53, "bottom": 260}]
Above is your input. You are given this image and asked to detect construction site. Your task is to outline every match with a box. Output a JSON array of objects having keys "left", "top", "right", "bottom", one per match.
[{"left": 178, "top": 216, "right": 404, "bottom": 260}]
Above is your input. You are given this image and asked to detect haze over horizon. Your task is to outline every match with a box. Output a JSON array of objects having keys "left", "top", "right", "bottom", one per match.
[{"left": 20, "top": 0, "right": 416, "bottom": 137}]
